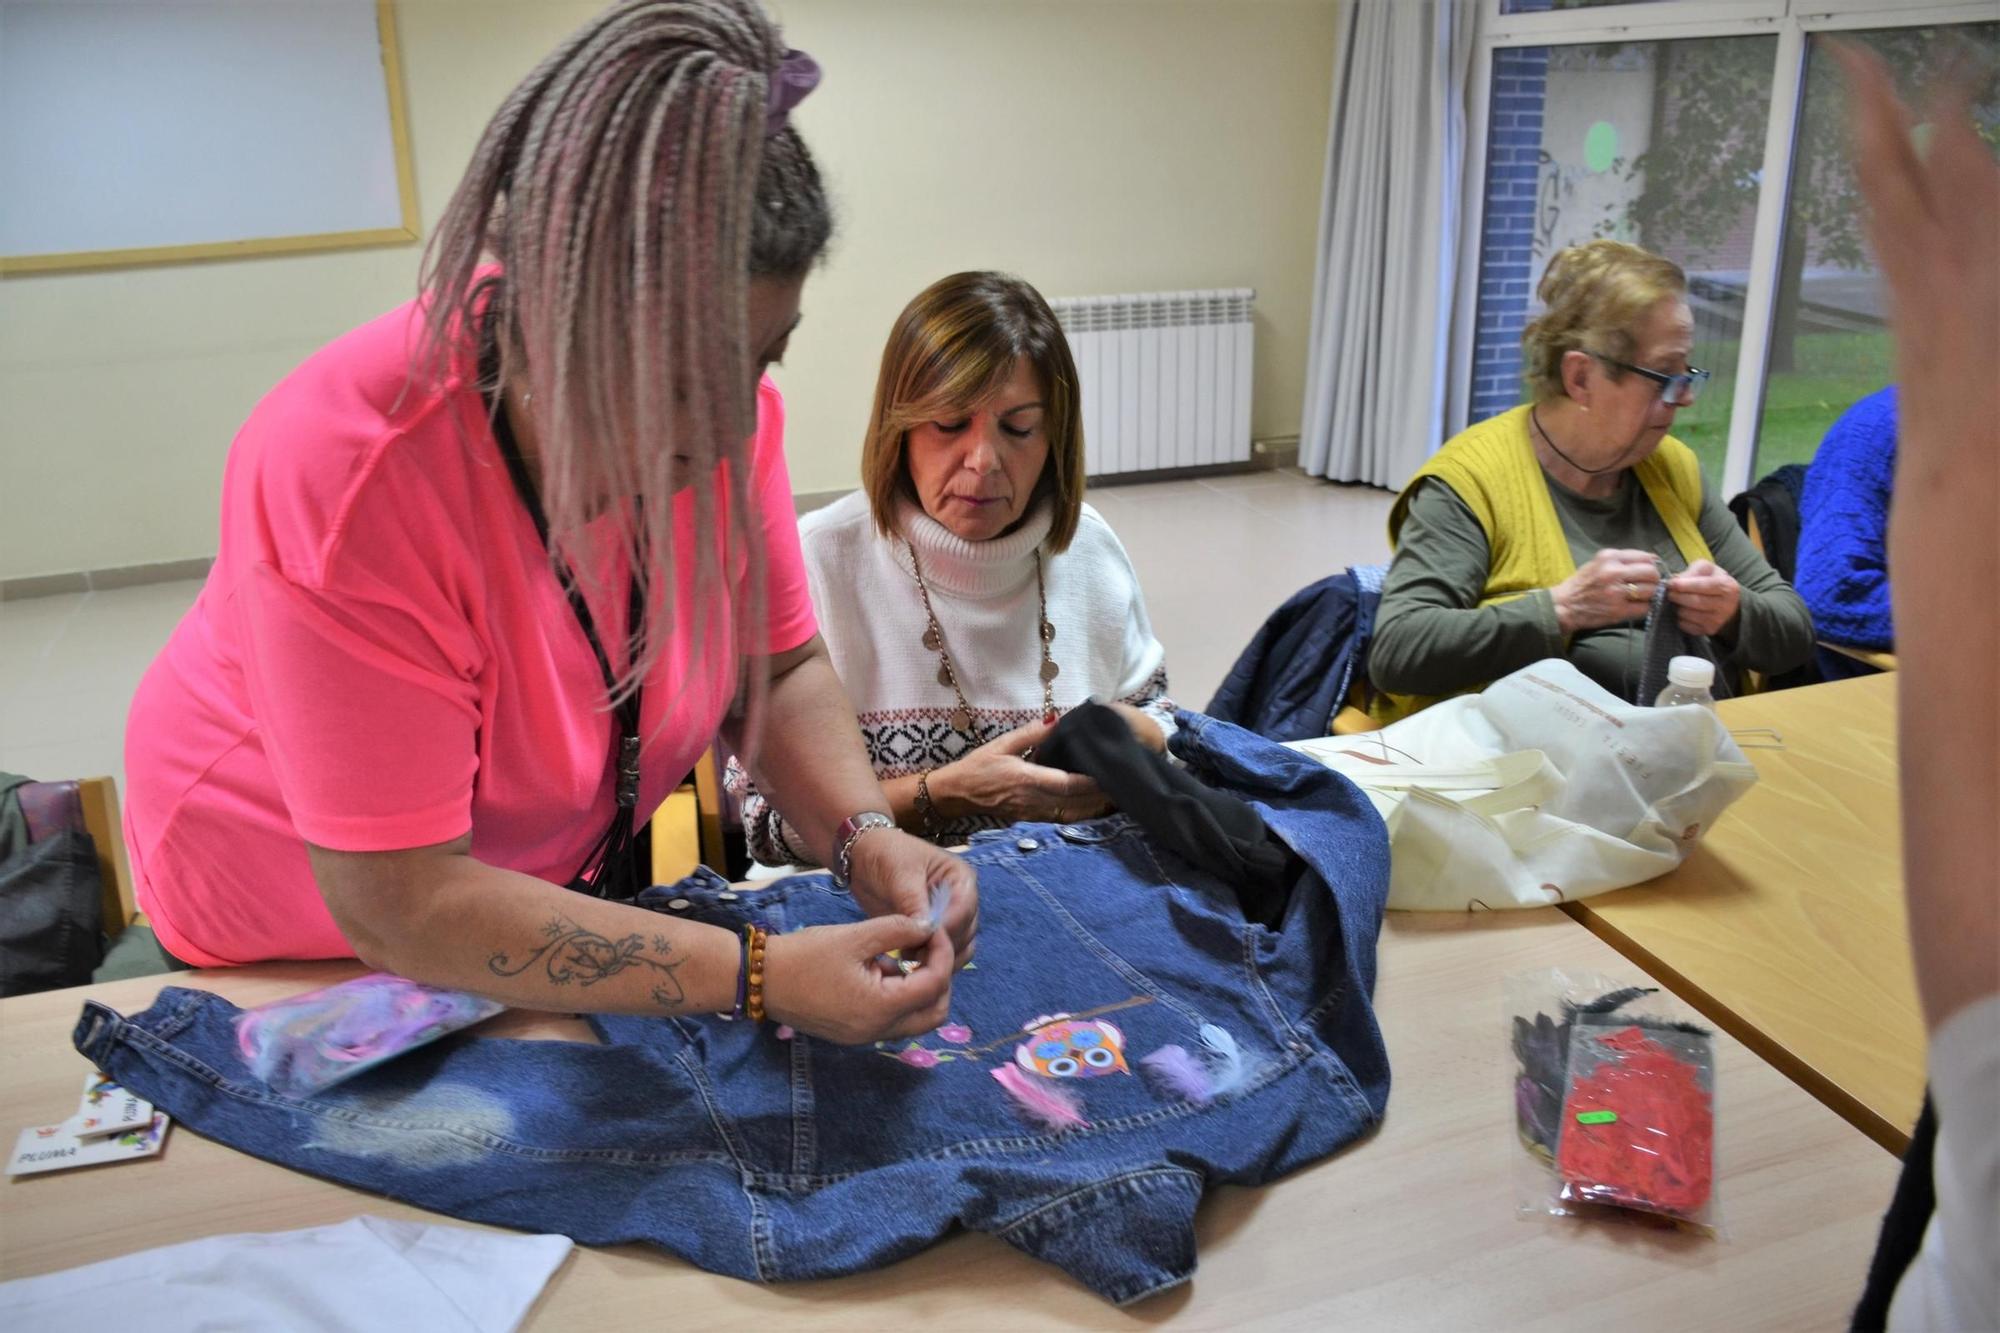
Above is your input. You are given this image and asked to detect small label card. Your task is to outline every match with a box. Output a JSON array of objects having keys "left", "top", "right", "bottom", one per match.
[
  {"left": 74, "top": 1071, "right": 152, "bottom": 1140},
  {"left": 8, "top": 1113, "right": 171, "bottom": 1177}
]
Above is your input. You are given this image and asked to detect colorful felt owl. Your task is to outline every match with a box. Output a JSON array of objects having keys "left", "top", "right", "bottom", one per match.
[{"left": 1014, "top": 1013, "right": 1130, "bottom": 1079}]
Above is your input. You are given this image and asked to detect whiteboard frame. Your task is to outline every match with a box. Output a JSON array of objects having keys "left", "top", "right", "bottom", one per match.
[{"left": 0, "top": 0, "right": 421, "bottom": 276}]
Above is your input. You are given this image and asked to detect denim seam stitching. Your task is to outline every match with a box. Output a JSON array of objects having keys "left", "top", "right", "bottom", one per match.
[
  {"left": 887, "top": 1053, "right": 1306, "bottom": 1163},
  {"left": 671, "top": 1043, "right": 756, "bottom": 1168},
  {"left": 138, "top": 989, "right": 208, "bottom": 1041},
  {"left": 729, "top": 1053, "right": 1309, "bottom": 1190},
  {"left": 1113, "top": 1267, "right": 1197, "bottom": 1308},
  {"left": 1239, "top": 926, "right": 1377, "bottom": 1120},
  {"left": 664, "top": 1042, "right": 773, "bottom": 1280},
  {"left": 1125, "top": 834, "right": 1291, "bottom": 1036},
  {"left": 745, "top": 1172, "right": 776, "bottom": 1283},
  {"left": 990, "top": 1163, "right": 1203, "bottom": 1237},
  {"left": 1239, "top": 923, "right": 1306, "bottom": 1048},
  {"left": 1296, "top": 984, "right": 1380, "bottom": 1124},
  {"left": 1005, "top": 851, "right": 1206, "bottom": 1029},
  {"left": 789, "top": 1030, "right": 816, "bottom": 1176}
]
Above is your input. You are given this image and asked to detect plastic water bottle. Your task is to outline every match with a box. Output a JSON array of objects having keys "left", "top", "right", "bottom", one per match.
[{"left": 1654, "top": 656, "right": 1717, "bottom": 710}]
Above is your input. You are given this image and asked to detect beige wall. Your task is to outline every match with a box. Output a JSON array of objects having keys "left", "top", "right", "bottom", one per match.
[{"left": 0, "top": 0, "right": 1339, "bottom": 581}]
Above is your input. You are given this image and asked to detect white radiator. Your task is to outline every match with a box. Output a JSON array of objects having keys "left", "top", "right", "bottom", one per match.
[{"left": 1049, "top": 288, "right": 1255, "bottom": 479}]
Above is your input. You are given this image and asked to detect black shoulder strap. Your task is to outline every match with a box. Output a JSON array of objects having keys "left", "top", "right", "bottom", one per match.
[{"left": 478, "top": 323, "right": 646, "bottom": 898}]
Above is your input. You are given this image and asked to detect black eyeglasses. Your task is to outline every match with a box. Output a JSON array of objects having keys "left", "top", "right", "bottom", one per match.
[{"left": 1591, "top": 353, "right": 1711, "bottom": 406}]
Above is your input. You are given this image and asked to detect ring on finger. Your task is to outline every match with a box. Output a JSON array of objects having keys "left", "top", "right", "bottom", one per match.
[{"left": 1622, "top": 580, "right": 1640, "bottom": 601}]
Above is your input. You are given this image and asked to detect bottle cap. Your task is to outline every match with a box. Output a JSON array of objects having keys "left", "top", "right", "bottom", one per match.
[{"left": 1668, "top": 656, "right": 1715, "bottom": 688}]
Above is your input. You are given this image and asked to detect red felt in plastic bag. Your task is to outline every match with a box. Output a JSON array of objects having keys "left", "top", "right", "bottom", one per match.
[{"left": 1556, "top": 1023, "right": 1715, "bottom": 1222}]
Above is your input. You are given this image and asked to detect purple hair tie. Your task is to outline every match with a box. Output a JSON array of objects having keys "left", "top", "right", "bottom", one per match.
[{"left": 764, "top": 47, "right": 821, "bottom": 135}]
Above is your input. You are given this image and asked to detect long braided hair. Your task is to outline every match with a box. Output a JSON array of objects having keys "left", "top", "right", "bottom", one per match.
[{"left": 416, "top": 0, "right": 831, "bottom": 745}]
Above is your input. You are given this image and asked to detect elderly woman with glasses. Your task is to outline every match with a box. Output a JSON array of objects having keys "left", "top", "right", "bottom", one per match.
[{"left": 1366, "top": 240, "right": 1812, "bottom": 720}]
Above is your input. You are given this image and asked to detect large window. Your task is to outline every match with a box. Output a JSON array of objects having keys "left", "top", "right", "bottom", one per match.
[
  {"left": 1753, "top": 22, "right": 2000, "bottom": 476},
  {"left": 1461, "top": 0, "right": 2000, "bottom": 494},
  {"left": 1470, "top": 36, "right": 1776, "bottom": 478}
]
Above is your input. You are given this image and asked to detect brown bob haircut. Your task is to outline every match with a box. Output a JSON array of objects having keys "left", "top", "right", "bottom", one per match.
[{"left": 861, "top": 271, "right": 1086, "bottom": 553}]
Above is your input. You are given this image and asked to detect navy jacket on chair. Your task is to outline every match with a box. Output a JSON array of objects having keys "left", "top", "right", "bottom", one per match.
[{"left": 1205, "top": 568, "right": 1382, "bottom": 742}]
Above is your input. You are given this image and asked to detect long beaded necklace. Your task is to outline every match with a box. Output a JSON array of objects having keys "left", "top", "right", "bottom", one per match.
[{"left": 906, "top": 539, "right": 1059, "bottom": 735}]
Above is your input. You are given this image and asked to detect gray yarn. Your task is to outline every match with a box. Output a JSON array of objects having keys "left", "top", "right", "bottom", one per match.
[{"left": 1634, "top": 568, "right": 1732, "bottom": 705}]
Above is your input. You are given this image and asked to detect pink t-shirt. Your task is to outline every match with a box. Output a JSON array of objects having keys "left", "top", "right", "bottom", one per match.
[{"left": 124, "top": 297, "right": 817, "bottom": 966}]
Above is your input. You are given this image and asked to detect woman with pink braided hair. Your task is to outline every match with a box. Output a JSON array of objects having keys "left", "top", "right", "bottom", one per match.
[{"left": 121, "top": 0, "right": 976, "bottom": 1045}]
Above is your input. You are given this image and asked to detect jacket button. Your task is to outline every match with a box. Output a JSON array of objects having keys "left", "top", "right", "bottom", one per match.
[
  {"left": 666, "top": 898, "right": 692, "bottom": 910},
  {"left": 1016, "top": 838, "right": 1040, "bottom": 852}
]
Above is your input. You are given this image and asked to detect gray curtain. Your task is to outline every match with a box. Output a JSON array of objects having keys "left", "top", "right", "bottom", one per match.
[{"left": 1300, "top": 0, "right": 1476, "bottom": 489}]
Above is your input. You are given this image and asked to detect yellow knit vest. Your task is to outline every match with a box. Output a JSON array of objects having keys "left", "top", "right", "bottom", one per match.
[{"left": 1369, "top": 404, "right": 1711, "bottom": 724}]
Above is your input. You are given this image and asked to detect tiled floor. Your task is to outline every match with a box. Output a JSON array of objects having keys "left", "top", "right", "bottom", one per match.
[{"left": 0, "top": 469, "right": 1393, "bottom": 796}]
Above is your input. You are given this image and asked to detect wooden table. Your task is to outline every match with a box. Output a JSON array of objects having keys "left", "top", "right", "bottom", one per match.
[
  {"left": 1, "top": 912, "right": 1895, "bottom": 1329},
  {"left": 1562, "top": 672, "right": 1924, "bottom": 1154}
]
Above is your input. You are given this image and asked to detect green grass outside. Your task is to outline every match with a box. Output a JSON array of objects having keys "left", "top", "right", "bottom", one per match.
[{"left": 1671, "top": 330, "right": 1896, "bottom": 486}]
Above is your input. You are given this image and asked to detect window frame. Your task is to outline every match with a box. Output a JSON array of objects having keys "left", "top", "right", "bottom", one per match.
[{"left": 1452, "top": 0, "right": 1998, "bottom": 494}]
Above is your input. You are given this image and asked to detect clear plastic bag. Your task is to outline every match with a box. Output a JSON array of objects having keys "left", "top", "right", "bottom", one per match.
[
  {"left": 1509, "top": 968, "right": 1720, "bottom": 1235},
  {"left": 235, "top": 973, "right": 505, "bottom": 1097}
]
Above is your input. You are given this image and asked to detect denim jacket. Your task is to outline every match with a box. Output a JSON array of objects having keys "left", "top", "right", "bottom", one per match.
[{"left": 74, "top": 713, "right": 1390, "bottom": 1306}]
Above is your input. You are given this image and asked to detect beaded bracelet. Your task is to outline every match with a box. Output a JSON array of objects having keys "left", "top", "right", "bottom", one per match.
[
  {"left": 914, "top": 770, "right": 942, "bottom": 838},
  {"left": 743, "top": 923, "right": 770, "bottom": 1024}
]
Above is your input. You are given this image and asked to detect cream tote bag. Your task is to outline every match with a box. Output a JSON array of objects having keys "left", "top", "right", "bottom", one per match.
[{"left": 1288, "top": 659, "right": 1757, "bottom": 911}]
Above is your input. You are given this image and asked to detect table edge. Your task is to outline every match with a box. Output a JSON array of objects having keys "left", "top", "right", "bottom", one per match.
[{"left": 1561, "top": 900, "right": 1911, "bottom": 1156}]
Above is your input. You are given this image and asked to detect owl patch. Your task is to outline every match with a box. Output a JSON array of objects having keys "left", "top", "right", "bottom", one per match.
[{"left": 1014, "top": 1013, "right": 1130, "bottom": 1079}]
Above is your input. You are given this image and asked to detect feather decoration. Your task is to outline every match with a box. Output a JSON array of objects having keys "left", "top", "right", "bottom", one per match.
[
  {"left": 1574, "top": 986, "right": 1657, "bottom": 1017},
  {"left": 924, "top": 880, "right": 953, "bottom": 934},
  {"left": 1198, "top": 1022, "right": 1259, "bottom": 1098},
  {"left": 1140, "top": 1044, "right": 1215, "bottom": 1105},
  {"left": 992, "top": 1064, "right": 1090, "bottom": 1132}
]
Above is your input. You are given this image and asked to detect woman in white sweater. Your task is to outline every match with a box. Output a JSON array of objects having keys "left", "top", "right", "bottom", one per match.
[{"left": 732, "top": 271, "right": 1176, "bottom": 865}]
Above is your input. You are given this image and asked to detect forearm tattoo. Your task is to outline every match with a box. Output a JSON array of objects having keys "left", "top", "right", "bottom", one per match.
[{"left": 488, "top": 916, "right": 688, "bottom": 1011}]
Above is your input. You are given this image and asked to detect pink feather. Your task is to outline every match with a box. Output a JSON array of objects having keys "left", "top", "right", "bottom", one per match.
[
  {"left": 1139, "top": 1044, "right": 1215, "bottom": 1105},
  {"left": 991, "top": 1064, "right": 1090, "bottom": 1132}
]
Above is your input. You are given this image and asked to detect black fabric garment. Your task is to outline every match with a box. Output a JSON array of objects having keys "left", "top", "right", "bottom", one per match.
[
  {"left": 1728, "top": 464, "right": 1807, "bottom": 582},
  {"left": 0, "top": 829, "right": 105, "bottom": 997},
  {"left": 1727, "top": 465, "right": 1823, "bottom": 692},
  {"left": 1037, "top": 703, "right": 1297, "bottom": 928},
  {"left": 1205, "top": 571, "right": 1380, "bottom": 742},
  {"left": 1851, "top": 1095, "right": 1939, "bottom": 1332}
]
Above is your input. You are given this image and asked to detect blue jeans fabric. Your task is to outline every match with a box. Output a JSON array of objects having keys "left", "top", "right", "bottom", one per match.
[{"left": 72, "top": 712, "right": 1389, "bottom": 1306}]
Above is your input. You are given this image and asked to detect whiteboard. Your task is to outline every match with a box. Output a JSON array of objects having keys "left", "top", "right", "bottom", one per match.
[{"left": 0, "top": 0, "right": 417, "bottom": 272}]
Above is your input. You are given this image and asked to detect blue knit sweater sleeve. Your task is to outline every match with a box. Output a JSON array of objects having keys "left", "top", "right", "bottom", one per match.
[{"left": 1796, "top": 386, "right": 1898, "bottom": 651}]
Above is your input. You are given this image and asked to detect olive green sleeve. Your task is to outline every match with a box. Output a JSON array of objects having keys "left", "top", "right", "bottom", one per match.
[
  {"left": 1696, "top": 483, "right": 1816, "bottom": 674},
  {"left": 1369, "top": 479, "right": 1566, "bottom": 696}
]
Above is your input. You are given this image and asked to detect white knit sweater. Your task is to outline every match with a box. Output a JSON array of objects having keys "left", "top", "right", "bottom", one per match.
[{"left": 731, "top": 490, "right": 1175, "bottom": 864}]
